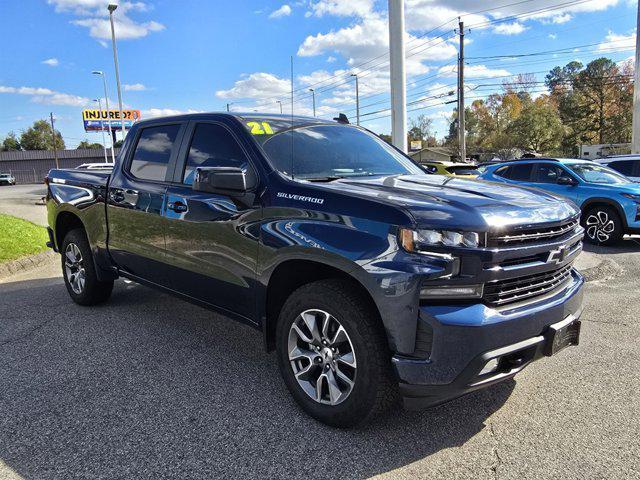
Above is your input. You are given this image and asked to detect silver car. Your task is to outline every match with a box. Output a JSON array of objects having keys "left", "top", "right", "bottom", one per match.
[{"left": 0, "top": 173, "right": 16, "bottom": 186}]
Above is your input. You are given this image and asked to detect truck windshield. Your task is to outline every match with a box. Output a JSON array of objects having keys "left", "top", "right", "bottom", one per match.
[
  {"left": 568, "top": 163, "right": 632, "bottom": 185},
  {"left": 242, "top": 117, "right": 422, "bottom": 180}
]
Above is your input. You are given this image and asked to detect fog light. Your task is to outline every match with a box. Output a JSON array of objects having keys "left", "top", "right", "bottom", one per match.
[
  {"left": 420, "top": 284, "right": 484, "bottom": 300},
  {"left": 479, "top": 358, "right": 499, "bottom": 376}
]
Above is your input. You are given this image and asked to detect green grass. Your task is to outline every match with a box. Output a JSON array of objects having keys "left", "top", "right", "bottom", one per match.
[{"left": 0, "top": 214, "right": 49, "bottom": 263}]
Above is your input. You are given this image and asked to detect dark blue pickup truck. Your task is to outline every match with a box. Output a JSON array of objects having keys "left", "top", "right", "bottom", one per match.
[{"left": 46, "top": 113, "right": 584, "bottom": 427}]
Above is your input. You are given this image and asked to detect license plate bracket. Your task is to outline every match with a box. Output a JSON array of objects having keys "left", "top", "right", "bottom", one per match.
[{"left": 544, "top": 318, "right": 581, "bottom": 356}]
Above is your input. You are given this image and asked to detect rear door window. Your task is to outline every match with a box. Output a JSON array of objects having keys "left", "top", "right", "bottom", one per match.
[{"left": 129, "top": 124, "right": 181, "bottom": 182}]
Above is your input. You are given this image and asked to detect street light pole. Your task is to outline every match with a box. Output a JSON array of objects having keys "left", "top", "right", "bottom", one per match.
[
  {"left": 632, "top": 1, "right": 640, "bottom": 153},
  {"left": 388, "top": 0, "right": 407, "bottom": 151},
  {"left": 49, "top": 112, "right": 59, "bottom": 169},
  {"left": 351, "top": 74, "right": 360, "bottom": 125},
  {"left": 309, "top": 88, "right": 316, "bottom": 117},
  {"left": 92, "top": 70, "right": 115, "bottom": 163},
  {"left": 94, "top": 99, "right": 108, "bottom": 162},
  {"left": 108, "top": 4, "right": 126, "bottom": 141},
  {"left": 276, "top": 100, "right": 283, "bottom": 114}
]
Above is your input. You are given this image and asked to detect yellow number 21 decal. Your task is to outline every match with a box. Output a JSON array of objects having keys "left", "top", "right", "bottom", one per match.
[{"left": 247, "top": 121, "right": 274, "bottom": 135}]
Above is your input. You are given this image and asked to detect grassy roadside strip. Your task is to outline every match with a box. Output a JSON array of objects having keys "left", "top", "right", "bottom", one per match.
[{"left": 0, "top": 213, "right": 49, "bottom": 263}]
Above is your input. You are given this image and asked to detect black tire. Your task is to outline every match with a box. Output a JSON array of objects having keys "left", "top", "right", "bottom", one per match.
[
  {"left": 581, "top": 206, "right": 623, "bottom": 245},
  {"left": 61, "top": 228, "right": 113, "bottom": 305},
  {"left": 276, "top": 279, "right": 397, "bottom": 428}
]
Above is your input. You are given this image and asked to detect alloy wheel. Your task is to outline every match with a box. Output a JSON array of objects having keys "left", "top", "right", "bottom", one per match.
[
  {"left": 585, "top": 210, "right": 615, "bottom": 243},
  {"left": 287, "top": 309, "right": 357, "bottom": 405},
  {"left": 64, "top": 243, "right": 86, "bottom": 294}
]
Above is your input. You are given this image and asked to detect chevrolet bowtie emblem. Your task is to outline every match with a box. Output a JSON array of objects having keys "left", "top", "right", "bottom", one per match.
[{"left": 547, "top": 245, "right": 569, "bottom": 264}]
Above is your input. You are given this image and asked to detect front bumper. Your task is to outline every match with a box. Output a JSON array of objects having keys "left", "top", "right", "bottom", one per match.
[{"left": 392, "top": 269, "right": 584, "bottom": 410}]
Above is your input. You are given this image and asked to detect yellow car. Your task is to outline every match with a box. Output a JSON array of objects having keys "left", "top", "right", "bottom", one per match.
[{"left": 419, "top": 161, "right": 479, "bottom": 178}]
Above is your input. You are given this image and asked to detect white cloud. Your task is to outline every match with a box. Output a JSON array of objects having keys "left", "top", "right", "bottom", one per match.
[
  {"left": 307, "top": 0, "right": 374, "bottom": 18},
  {"left": 123, "top": 83, "right": 147, "bottom": 91},
  {"left": 42, "top": 58, "right": 60, "bottom": 67},
  {"left": 269, "top": 4, "right": 292, "bottom": 19},
  {"left": 493, "top": 22, "right": 527, "bottom": 35},
  {"left": 597, "top": 30, "right": 636, "bottom": 52},
  {"left": 142, "top": 108, "right": 204, "bottom": 118},
  {"left": 0, "top": 85, "right": 90, "bottom": 107},
  {"left": 47, "top": 0, "right": 164, "bottom": 41},
  {"left": 71, "top": 16, "right": 164, "bottom": 40},
  {"left": 297, "top": 13, "right": 456, "bottom": 76},
  {"left": 438, "top": 64, "right": 511, "bottom": 79},
  {"left": 548, "top": 33, "right": 557, "bottom": 40},
  {"left": 215, "top": 72, "right": 291, "bottom": 99}
]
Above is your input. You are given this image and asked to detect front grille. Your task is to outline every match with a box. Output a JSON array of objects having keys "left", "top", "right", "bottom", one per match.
[
  {"left": 484, "top": 264, "right": 574, "bottom": 306},
  {"left": 488, "top": 217, "right": 579, "bottom": 246}
]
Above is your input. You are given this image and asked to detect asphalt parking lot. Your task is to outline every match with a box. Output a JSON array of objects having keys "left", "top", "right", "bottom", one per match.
[{"left": 1, "top": 189, "right": 639, "bottom": 479}]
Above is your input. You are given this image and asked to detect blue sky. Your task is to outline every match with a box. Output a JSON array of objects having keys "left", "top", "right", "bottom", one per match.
[{"left": 0, "top": 0, "right": 637, "bottom": 148}]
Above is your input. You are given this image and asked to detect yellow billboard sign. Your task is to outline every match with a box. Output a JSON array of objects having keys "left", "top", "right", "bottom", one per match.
[
  {"left": 82, "top": 109, "right": 141, "bottom": 121},
  {"left": 82, "top": 109, "right": 141, "bottom": 132}
]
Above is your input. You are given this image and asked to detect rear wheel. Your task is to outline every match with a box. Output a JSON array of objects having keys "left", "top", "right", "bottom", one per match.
[
  {"left": 276, "top": 279, "right": 396, "bottom": 428},
  {"left": 581, "top": 206, "right": 623, "bottom": 245},
  {"left": 61, "top": 228, "right": 113, "bottom": 305}
]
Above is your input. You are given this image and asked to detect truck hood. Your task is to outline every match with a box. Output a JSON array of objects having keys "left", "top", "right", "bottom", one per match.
[{"left": 322, "top": 174, "right": 579, "bottom": 230}]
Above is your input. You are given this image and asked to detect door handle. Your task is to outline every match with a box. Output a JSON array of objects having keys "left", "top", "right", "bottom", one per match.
[
  {"left": 167, "top": 201, "right": 188, "bottom": 213},
  {"left": 109, "top": 188, "right": 125, "bottom": 203}
]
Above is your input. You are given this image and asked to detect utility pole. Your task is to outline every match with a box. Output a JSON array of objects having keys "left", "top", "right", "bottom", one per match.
[
  {"left": 632, "top": 1, "right": 640, "bottom": 153},
  {"left": 226, "top": 103, "right": 231, "bottom": 112},
  {"left": 388, "top": 0, "right": 407, "bottom": 151},
  {"left": 351, "top": 74, "right": 360, "bottom": 125},
  {"left": 49, "top": 112, "right": 59, "bottom": 169},
  {"left": 94, "top": 98, "right": 108, "bottom": 162},
  {"left": 108, "top": 4, "right": 126, "bottom": 141},
  {"left": 276, "top": 100, "right": 283, "bottom": 114},
  {"left": 457, "top": 18, "right": 466, "bottom": 162},
  {"left": 309, "top": 88, "right": 316, "bottom": 117}
]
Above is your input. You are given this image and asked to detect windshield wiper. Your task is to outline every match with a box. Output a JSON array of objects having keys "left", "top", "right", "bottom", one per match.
[{"left": 302, "top": 176, "right": 346, "bottom": 182}]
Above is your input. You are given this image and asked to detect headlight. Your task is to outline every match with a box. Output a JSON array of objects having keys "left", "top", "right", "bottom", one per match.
[
  {"left": 400, "top": 228, "right": 482, "bottom": 251},
  {"left": 621, "top": 193, "right": 640, "bottom": 202}
]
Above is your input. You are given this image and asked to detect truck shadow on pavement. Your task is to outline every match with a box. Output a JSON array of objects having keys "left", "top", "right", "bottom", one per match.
[{"left": 0, "top": 278, "right": 514, "bottom": 480}]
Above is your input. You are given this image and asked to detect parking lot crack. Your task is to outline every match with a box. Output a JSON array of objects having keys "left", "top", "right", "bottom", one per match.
[
  {"left": 488, "top": 421, "right": 504, "bottom": 480},
  {"left": 0, "top": 317, "right": 55, "bottom": 347}
]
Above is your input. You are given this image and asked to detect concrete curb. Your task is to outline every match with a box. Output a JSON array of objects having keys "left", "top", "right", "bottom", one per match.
[{"left": 0, "top": 250, "right": 56, "bottom": 280}]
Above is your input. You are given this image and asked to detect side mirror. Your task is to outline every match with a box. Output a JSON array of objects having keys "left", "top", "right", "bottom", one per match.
[
  {"left": 557, "top": 176, "right": 577, "bottom": 186},
  {"left": 192, "top": 166, "right": 248, "bottom": 194}
]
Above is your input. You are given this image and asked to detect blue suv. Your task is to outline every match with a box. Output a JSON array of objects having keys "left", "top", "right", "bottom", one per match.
[{"left": 479, "top": 158, "right": 640, "bottom": 245}]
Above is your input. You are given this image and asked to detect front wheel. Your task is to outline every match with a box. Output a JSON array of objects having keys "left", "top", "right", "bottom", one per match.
[
  {"left": 276, "top": 279, "right": 397, "bottom": 428},
  {"left": 61, "top": 228, "right": 114, "bottom": 305},
  {"left": 581, "top": 206, "right": 623, "bottom": 245}
]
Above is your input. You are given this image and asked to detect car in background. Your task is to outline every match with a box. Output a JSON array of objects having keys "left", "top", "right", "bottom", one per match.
[
  {"left": 419, "top": 161, "right": 479, "bottom": 178},
  {"left": 478, "top": 158, "right": 640, "bottom": 245},
  {"left": 594, "top": 155, "right": 640, "bottom": 182},
  {"left": 76, "top": 163, "right": 114, "bottom": 171},
  {"left": 0, "top": 173, "right": 16, "bottom": 186}
]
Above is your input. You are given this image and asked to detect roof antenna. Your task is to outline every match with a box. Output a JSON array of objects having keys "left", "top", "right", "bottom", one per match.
[{"left": 290, "top": 54, "right": 295, "bottom": 180}]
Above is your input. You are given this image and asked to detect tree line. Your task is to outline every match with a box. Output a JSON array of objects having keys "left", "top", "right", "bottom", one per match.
[
  {"left": 444, "top": 57, "right": 634, "bottom": 159},
  {"left": 1, "top": 119, "right": 113, "bottom": 151}
]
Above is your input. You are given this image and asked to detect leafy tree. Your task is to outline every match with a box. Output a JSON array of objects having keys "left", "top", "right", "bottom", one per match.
[
  {"left": 19, "top": 120, "right": 65, "bottom": 150},
  {"left": 113, "top": 139, "right": 124, "bottom": 148},
  {"left": 76, "top": 140, "right": 103, "bottom": 149},
  {"left": 508, "top": 97, "right": 563, "bottom": 153},
  {"left": 408, "top": 114, "right": 433, "bottom": 141},
  {"left": 1, "top": 132, "right": 21, "bottom": 151}
]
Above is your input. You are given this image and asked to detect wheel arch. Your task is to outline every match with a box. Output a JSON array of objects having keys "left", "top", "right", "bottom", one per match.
[{"left": 262, "top": 258, "right": 383, "bottom": 352}]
